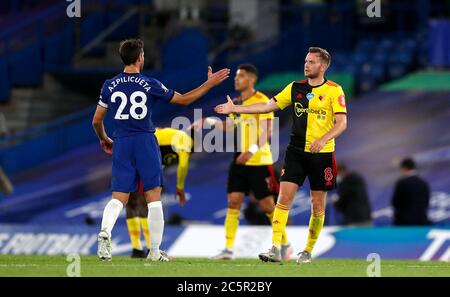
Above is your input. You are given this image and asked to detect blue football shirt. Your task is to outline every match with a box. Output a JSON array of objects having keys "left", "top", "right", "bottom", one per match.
[{"left": 98, "top": 72, "right": 174, "bottom": 138}]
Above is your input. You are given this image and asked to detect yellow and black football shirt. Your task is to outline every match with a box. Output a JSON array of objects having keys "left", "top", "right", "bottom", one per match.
[
  {"left": 229, "top": 91, "right": 274, "bottom": 166},
  {"left": 273, "top": 79, "right": 347, "bottom": 153},
  {"left": 154, "top": 128, "right": 193, "bottom": 189}
]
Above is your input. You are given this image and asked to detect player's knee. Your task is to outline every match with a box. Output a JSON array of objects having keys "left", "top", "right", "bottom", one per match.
[
  {"left": 127, "top": 197, "right": 136, "bottom": 208},
  {"left": 227, "top": 195, "right": 243, "bottom": 209},
  {"left": 310, "top": 192, "right": 326, "bottom": 212},
  {"left": 137, "top": 202, "right": 148, "bottom": 217},
  {"left": 311, "top": 198, "right": 325, "bottom": 215},
  {"left": 259, "top": 197, "right": 275, "bottom": 213},
  {"left": 126, "top": 203, "right": 138, "bottom": 217},
  {"left": 277, "top": 192, "right": 294, "bottom": 206},
  {"left": 228, "top": 200, "right": 241, "bottom": 209}
]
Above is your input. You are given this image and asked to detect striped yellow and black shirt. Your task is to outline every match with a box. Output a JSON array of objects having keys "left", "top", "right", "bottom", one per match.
[{"left": 273, "top": 79, "right": 347, "bottom": 153}]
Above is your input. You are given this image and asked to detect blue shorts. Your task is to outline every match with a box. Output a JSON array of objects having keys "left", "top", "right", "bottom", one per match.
[{"left": 111, "top": 133, "right": 163, "bottom": 193}]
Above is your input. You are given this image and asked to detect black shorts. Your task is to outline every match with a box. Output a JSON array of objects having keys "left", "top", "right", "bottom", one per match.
[
  {"left": 280, "top": 145, "right": 337, "bottom": 191},
  {"left": 227, "top": 156, "right": 280, "bottom": 200}
]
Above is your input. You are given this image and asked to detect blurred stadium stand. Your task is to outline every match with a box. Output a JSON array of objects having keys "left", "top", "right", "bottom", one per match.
[{"left": 0, "top": 0, "right": 449, "bottom": 234}]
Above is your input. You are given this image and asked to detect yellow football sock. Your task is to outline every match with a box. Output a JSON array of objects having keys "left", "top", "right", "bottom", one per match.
[
  {"left": 305, "top": 212, "right": 325, "bottom": 254},
  {"left": 126, "top": 217, "right": 142, "bottom": 250},
  {"left": 266, "top": 211, "right": 289, "bottom": 245},
  {"left": 225, "top": 208, "right": 240, "bottom": 250},
  {"left": 272, "top": 203, "right": 289, "bottom": 249},
  {"left": 139, "top": 217, "right": 151, "bottom": 249}
]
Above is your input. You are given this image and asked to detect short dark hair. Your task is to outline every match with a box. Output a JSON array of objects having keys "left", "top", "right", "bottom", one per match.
[
  {"left": 400, "top": 157, "right": 416, "bottom": 170},
  {"left": 119, "top": 39, "right": 144, "bottom": 65},
  {"left": 237, "top": 63, "right": 259, "bottom": 79},
  {"left": 308, "top": 47, "right": 331, "bottom": 66}
]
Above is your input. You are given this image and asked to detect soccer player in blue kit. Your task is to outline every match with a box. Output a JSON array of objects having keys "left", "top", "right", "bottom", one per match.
[{"left": 92, "top": 39, "right": 230, "bottom": 261}]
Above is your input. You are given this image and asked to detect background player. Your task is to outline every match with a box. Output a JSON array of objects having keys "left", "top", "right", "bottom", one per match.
[
  {"left": 126, "top": 127, "right": 194, "bottom": 258},
  {"left": 92, "top": 38, "right": 229, "bottom": 261},
  {"left": 194, "top": 64, "right": 292, "bottom": 260},
  {"left": 215, "top": 47, "right": 347, "bottom": 264}
]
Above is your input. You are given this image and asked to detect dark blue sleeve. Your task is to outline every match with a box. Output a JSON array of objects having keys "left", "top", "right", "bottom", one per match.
[
  {"left": 148, "top": 78, "right": 175, "bottom": 103},
  {"left": 98, "top": 81, "right": 109, "bottom": 109}
]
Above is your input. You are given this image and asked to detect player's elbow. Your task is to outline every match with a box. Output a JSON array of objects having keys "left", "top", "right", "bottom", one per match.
[
  {"left": 174, "top": 98, "right": 189, "bottom": 106},
  {"left": 341, "top": 118, "right": 347, "bottom": 131},
  {"left": 171, "top": 94, "right": 190, "bottom": 106},
  {"left": 92, "top": 117, "right": 102, "bottom": 128},
  {"left": 337, "top": 116, "right": 347, "bottom": 132}
]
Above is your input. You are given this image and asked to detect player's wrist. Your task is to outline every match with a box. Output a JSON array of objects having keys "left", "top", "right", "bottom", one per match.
[
  {"left": 320, "top": 135, "right": 330, "bottom": 143},
  {"left": 204, "top": 80, "right": 214, "bottom": 89}
]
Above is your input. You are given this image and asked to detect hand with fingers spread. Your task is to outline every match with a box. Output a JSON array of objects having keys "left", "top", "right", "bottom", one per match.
[
  {"left": 214, "top": 95, "right": 235, "bottom": 114},
  {"left": 169, "top": 66, "right": 230, "bottom": 106},
  {"left": 206, "top": 66, "right": 230, "bottom": 87}
]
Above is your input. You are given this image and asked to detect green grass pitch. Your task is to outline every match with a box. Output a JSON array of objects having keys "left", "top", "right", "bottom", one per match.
[{"left": 0, "top": 255, "right": 449, "bottom": 277}]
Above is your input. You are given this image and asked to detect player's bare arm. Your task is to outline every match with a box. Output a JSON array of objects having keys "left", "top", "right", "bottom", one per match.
[
  {"left": 236, "top": 118, "right": 272, "bottom": 164},
  {"left": 310, "top": 113, "right": 347, "bottom": 153},
  {"left": 215, "top": 95, "right": 279, "bottom": 115},
  {"left": 92, "top": 105, "right": 113, "bottom": 154},
  {"left": 170, "top": 66, "right": 230, "bottom": 105}
]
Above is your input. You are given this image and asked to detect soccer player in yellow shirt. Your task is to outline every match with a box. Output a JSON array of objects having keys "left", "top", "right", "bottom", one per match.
[
  {"left": 126, "top": 127, "right": 193, "bottom": 258},
  {"left": 215, "top": 48, "right": 348, "bottom": 264},
  {"left": 197, "top": 64, "right": 292, "bottom": 260}
]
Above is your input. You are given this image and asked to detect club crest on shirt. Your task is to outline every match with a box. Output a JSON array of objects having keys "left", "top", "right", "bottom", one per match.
[{"left": 306, "top": 93, "right": 314, "bottom": 100}]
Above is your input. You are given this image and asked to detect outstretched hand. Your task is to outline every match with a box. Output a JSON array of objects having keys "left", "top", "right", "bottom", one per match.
[
  {"left": 207, "top": 66, "right": 230, "bottom": 87},
  {"left": 214, "top": 95, "right": 235, "bottom": 114}
]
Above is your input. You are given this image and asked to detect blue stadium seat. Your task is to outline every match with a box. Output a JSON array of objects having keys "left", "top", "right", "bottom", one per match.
[
  {"left": 387, "top": 63, "right": 408, "bottom": 79},
  {"left": 9, "top": 43, "right": 42, "bottom": 86},
  {"left": 44, "top": 26, "right": 74, "bottom": 70},
  {"left": 0, "top": 58, "right": 10, "bottom": 102},
  {"left": 162, "top": 28, "right": 208, "bottom": 70},
  {"left": 80, "top": 12, "right": 107, "bottom": 56},
  {"left": 357, "top": 73, "right": 377, "bottom": 93},
  {"left": 360, "top": 62, "right": 385, "bottom": 82},
  {"left": 106, "top": 11, "right": 139, "bottom": 40}
]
